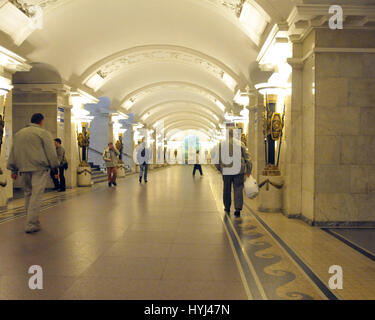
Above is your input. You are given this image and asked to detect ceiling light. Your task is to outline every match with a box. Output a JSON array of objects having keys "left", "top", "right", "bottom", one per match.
[
  {"left": 85, "top": 73, "right": 105, "bottom": 92},
  {"left": 239, "top": 1, "right": 268, "bottom": 45},
  {"left": 215, "top": 100, "right": 225, "bottom": 112},
  {"left": 234, "top": 90, "right": 249, "bottom": 106},
  {"left": 222, "top": 73, "right": 237, "bottom": 92},
  {"left": 123, "top": 99, "right": 135, "bottom": 110},
  {"left": 259, "top": 38, "right": 292, "bottom": 66}
]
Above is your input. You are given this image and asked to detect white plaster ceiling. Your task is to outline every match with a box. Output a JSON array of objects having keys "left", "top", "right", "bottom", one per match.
[
  {"left": 10, "top": 0, "right": 298, "bottom": 139},
  {"left": 140, "top": 101, "right": 224, "bottom": 125}
]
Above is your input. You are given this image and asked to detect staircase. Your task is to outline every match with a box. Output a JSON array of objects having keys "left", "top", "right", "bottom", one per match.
[{"left": 89, "top": 162, "right": 108, "bottom": 184}]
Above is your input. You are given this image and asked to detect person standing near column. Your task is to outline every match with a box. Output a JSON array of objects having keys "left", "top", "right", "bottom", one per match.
[
  {"left": 103, "top": 142, "right": 119, "bottom": 187},
  {"left": 7, "top": 113, "right": 60, "bottom": 234},
  {"left": 50, "top": 138, "right": 67, "bottom": 192},
  {"left": 216, "top": 129, "right": 252, "bottom": 218},
  {"left": 137, "top": 141, "right": 150, "bottom": 184}
]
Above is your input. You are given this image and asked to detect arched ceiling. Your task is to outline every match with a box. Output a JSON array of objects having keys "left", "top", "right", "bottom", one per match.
[
  {"left": 148, "top": 110, "right": 220, "bottom": 129},
  {"left": 140, "top": 101, "right": 223, "bottom": 125},
  {"left": 121, "top": 81, "right": 228, "bottom": 112},
  {"left": 8, "top": 0, "right": 299, "bottom": 140},
  {"left": 162, "top": 116, "right": 217, "bottom": 131}
]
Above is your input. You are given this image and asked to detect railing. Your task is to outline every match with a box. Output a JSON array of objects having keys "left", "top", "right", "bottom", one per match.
[{"left": 88, "top": 147, "right": 132, "bottom": 160}]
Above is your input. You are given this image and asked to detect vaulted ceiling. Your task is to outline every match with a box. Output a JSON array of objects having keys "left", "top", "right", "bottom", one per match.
[{"left": 5, "top": 0, "right": 301, "bottom": 139}]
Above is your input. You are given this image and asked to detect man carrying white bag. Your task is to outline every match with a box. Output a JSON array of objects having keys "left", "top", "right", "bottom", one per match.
[{"left": 245, "top": 175, "right": 259, "bottom": 199}]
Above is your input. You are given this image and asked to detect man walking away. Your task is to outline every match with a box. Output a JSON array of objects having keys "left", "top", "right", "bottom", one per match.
[
  {"left": 50, "top": 138, "right": 67, "bottom": 192},
  {"left": 137, "top": 141, "right": 150, "bottom": 184},
  {"left": 7, "top": 113, "right": 60, "bottom": 234},
  {"left": 103, "top": 142, "right": 119, "bottom": 187},
  {"left": 192, "top": 150, "right": 203, "bottom": 177},
  {"left": 216, "top": 129, "right": 252, "bottom": 218}
]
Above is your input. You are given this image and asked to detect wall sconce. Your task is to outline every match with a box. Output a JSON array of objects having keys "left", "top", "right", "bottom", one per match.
[{"left": 254, "top": 84, "right": 287, "bottom": 175}]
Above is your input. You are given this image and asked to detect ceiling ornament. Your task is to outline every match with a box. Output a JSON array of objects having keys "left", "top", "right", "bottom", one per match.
[
  {"left": 96, "top": 50, "right": 224, "bottom": 80},
  {"left": 84, "top": 49, "right": 238, "bottom": 92},
  {"left": 124, "top": 83, "right": 220, "bottom": 110},
  {"left": 208, "top": 0, "right": 245, "bottom": 17}
]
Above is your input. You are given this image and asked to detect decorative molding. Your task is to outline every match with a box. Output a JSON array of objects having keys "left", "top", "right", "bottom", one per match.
[
  {"left": 208, "top": 0, "right": 245, "bottom": 17},
  {"left": 0, "top": 45, "right": 31, "bottom": 72},
  {"left": 138, "top": 100, "right": 224, "bottom": 123},
  {"left": 314, "top": 47, "right": 375, "bottom": 54},
  {"left": 287, "top": 4, "right": 375, "bottom": 40},
  {"left": 83, "top": 48, "right": 238, "bottom": 93},
  {"left": 12, "top": 83, "right": 70, "bottom": 93},
  {"left": 122, "top": 81, "right": 227, "bottom": 111}
]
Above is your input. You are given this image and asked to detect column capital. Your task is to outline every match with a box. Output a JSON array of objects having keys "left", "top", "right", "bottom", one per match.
[
  {"left": 287, "top": 58, "right": 304, "bottom": 70},
  {"left": 287, "top": 4, "right": 375, "bottom": 40}
]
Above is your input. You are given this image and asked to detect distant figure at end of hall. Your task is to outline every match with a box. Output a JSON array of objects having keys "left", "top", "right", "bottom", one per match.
[{"left": 7, "top": 113, "right": 59, "bottom": 234}]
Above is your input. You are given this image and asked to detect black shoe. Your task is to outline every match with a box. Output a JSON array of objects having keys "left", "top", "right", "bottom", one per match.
[
  {"left": 139, "top": 177, "right": 142, "bottom": 183},
  {"left": 225, "top": 209, "right": 230, "bottom": 215},
  {"left": 53, "top": 187, "right": 59, "bottom": 191},
  {"left": 234, "top": 211, "right": 241, "bottom": 217},
  {"left": 145, "top": 180, "right": 148, "bottom": 183},
  {"left": 112, "top": 181, "right": 117, "bottom": 186},
  {"left": 58, "top": 189, "right": 66, "bottom": 193},
  {"left": 108, "top": 182, "right": 112, "bottom": 187}
]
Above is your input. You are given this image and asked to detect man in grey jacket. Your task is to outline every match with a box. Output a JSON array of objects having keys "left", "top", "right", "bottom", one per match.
[
  {"left": 7, "top": 113, "right": 59, "bottom": 234},
  {"left": 216, "top": 128, "right": 252, "bottom": 217}
]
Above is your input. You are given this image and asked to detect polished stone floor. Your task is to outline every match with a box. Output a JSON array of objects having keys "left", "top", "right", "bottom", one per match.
[
  {"left": 0, "top": 165, "right": 375, "bottom": 300},
  {"left": 0, "top": 166, "right": 247, "bottom": 300}
]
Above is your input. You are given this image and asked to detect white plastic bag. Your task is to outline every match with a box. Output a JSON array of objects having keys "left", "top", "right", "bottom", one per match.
[{"left": 245, "top": 175, "right": 259, "bottom": 199}]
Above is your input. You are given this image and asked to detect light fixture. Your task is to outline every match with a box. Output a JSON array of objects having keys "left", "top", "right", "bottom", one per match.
[
  {"left": 123, "top": 99, "right": 135, "bottom": 110},
  {"left": 85, "top": 73, "right": 105, "bottom": 92},
  {"left": 255, "top": 83, "right": 286, "bottom": 96},
  {"left": 141, "top": 112, "right": 151, "bottom": 122},
  {"left": 0, "top": 76, "right": 13, "bottom": 96},
  {"left": 215, "top": 99, "right": 225, "bottom": 112},
  {"left": 239, "top": 1, "right": 268, "bottom": 45},
  {"left": 240, "top": 107, "right": 249, "bottom": 118},
  {"left": 234, "top": 90, "right": 250, "bottom": 107},
  {"left": 222, "top": 73, "right": 237, "bottom": 92},
  {"left": 259, "top": 38, "right": 292, "bottom": 67}
]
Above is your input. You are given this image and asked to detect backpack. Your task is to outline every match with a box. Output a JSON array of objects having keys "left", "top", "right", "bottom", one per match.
[{"left": 141, "top": 148, "right": 146, "bottom": 157}]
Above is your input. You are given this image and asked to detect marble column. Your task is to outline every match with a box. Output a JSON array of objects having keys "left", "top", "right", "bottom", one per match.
[
  {"left": 282, "top": 38, "right": 304, "bottom": 218},
  {"left": 0, "top": 90, "right": 13, "bottom": 208},
  {"left": 63, "top": 104, "right": 79, "bottom": 189}
]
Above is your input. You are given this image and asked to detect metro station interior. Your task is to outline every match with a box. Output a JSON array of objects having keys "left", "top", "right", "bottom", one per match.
[{"left": 0, "top": 0, "right": 374, "bottom": 301}]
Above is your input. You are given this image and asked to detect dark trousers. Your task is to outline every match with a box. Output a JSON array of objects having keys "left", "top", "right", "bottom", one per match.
[
  {"left": 140, "top": 163, "right": 148, "bottom": 181},
  {"left": 223, "top": 174, "right": 244, "bottom": 212},
  {"left": 193, "top": 164, "right": 203, "bottom": 176},
  {"left": 50, "top": 167, "right": 66, "bottom": 191}
]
